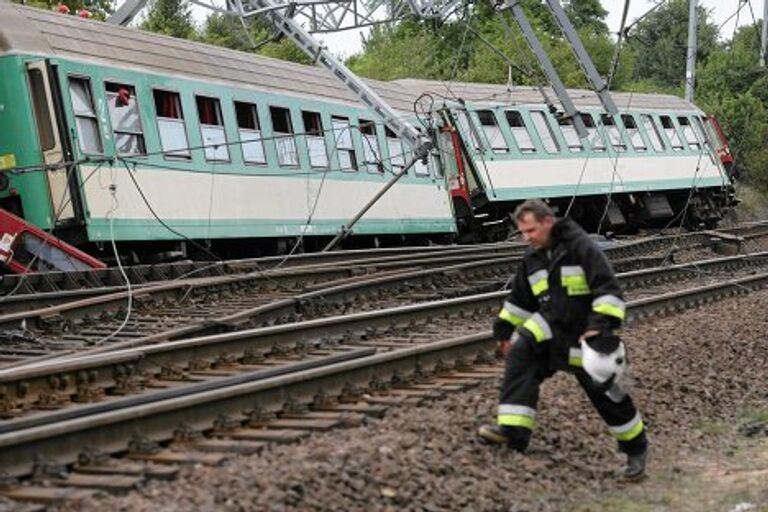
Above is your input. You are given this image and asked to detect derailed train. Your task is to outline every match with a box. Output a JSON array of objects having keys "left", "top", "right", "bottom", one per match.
[{"left": 0, "top": 1, "right": 736, "bottom": 261}]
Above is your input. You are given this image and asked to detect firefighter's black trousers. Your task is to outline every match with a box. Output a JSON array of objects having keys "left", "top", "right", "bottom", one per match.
[{"left": 497, "top": 334, "right": 648, "bottom": 455}]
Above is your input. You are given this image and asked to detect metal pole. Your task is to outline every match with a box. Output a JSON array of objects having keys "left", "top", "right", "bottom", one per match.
[
  {"left": 543, "top": 0, "right": 618, "bottom": 114},
  {"left": 504, "top": 0, "right": 589, "bottom": 139},
  {"left": 761, "top": 0, "right": 768, "bottom": 67},
  {"left": 322, "top": 155, "right": 422, "bottom": 252},
  {"left": 607, "top": 0, "right": 631, "bottom": 89},
  {"left": 685, "top": 0, "right": 697, "bottom": 102}
]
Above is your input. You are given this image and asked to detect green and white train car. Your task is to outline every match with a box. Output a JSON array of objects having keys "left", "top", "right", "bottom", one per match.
[
  {"left": 395, "top": 79, "right": 736, "bottom": 234},
  {"left": 0, "top": 1, "right": 737, "bottom": 258},
  {"left": 0, "top": 1, "right": 455, "bottom": 257}
]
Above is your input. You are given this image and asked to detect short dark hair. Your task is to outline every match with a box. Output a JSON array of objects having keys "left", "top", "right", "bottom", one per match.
[{"left": 513, "top": 199, "right": 554, "bottom": 222}]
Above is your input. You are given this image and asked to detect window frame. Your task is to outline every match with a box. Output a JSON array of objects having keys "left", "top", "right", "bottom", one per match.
[
  {"left": 233, "top": 100, "right": 267, "bottom": 166},
  {"left": 476, "top": 109, "right": 509, "bottom": 154},
  {"left": 640, "top": 114, "right": 666, "bottom": 152},
  {"left": 385, "top": 126, "right": 405, "bottom": 174},
  {"left": 152, "top": 87, "right": 192, "bottom": 160},
  {"left": 677, "top": 115, "right": 702, "bottom": 151},
  {"left": 530, "top": 110, "right": 561, "bottom": 154},
  {"left": 557, "top": 117, "right": 584, "bottom": 153},
  {"left": 269, "top": 105, "right": 299, "bottom": 168},
  {"left": 194, "top": 94, "right": 230, "bottom": 163},
  {"left": 302, "top": 110, "right": 329, "bottom": 170},
  {"left": 580, "top": 113, "right": 606, "bottom": 152},
  {"left": 600, "top": 114, "right": 627, "bottom": 153},
  {"left": 68, "top": 75, "right": 104, "bottom": 155},
  {"left": 659, "top": 115, "right": 685, "bottom": 151},
  {"left": 620, "top": 114, "right": 648, "bottom": 152},
  {"left": 504, "top": 110, "right": 537, "bottom": 154},
  {"left": 359, "top": 118, "right": 383, "bottom": 174},
  {"left": 331, "top": 115, "right": 358, "bottom": 172},
  {"left": 104, "top": 81, "right": 147, "bottom": 157}
]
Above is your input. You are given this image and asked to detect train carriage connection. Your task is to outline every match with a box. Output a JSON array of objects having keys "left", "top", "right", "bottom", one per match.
[{"left": 0, "top": 1, "right": 736, "bottom": 263}]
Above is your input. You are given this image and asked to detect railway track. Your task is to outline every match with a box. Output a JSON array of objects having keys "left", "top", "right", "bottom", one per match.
[
  {"left": 1, "top": 250, "right": 768, "bottom": 417},
  {"left": 0, "top": 264, "right": 768, "bottom": 503},
  {"left": 0, "top": 229, "right": 764, "bottom": 366}
]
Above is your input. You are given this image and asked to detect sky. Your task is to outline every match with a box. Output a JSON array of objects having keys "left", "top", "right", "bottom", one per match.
[{"left": 313, "top": 0, "right": 768, "bottom": 58}]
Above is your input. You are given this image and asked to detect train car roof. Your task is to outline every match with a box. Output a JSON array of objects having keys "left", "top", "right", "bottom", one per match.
[
  {"left": 392, "top": 79, "right": 701, "bottom": 113},
  {"left": 0, "top": 1, "right": 701, "bottom": 115}
]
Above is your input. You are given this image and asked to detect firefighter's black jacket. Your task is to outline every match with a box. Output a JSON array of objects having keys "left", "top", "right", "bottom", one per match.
[{"left": 494, "top": 218, "right": 626, "bottom": 360}]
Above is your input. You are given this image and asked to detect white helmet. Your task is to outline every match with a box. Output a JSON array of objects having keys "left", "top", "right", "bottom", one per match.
[{"left": 580, "top": 336, "right": 627, "bottom": 385}]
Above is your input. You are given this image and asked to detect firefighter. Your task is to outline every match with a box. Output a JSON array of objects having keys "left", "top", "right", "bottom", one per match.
[{"left": 477, "top": 199, "right": 649, "bottom": 479}]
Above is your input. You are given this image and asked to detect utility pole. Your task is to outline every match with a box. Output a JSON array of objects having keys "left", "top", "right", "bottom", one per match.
[
  {"left": 685, "top": 0, "right": 697, "bottom": 102},
  {"left": 761, "top": 0, "right": 768, "bottom": 67}
]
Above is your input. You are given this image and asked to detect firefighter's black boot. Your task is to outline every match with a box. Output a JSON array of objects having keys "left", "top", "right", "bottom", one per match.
[
  {"left": 622, "top": 447, "right": 648, "bottom": 480},
  {"left": 477, "top": 424, "right": 528, "bottom": 452}
]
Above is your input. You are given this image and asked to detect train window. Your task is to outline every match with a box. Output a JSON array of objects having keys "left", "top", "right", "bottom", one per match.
[
  {"left": 455, "top": 111, "right": 482, "bottom": 151},
  {"left": 27, "top": 69, "right": 56, "bottom": 151},
  {"left": 530, "top": 111, "right": 560, "bottom": 153},
  {"left": 621, "top": 114, "right": 647, "bottom": 152},
  {"left": 476, "top": 110, "right": 508, "bottom": 153},
  {"left": 504, "top": 111, "right": 536, "bottom": 153},
  {"left": 677, "top": 116, "right": 701, "bottom": 151},
  {"left": 153, "top": 90, "right": 190, "bottom": 158},
  {"left": 412, "top": 129, "right": 431, "bottom": 177},
  {"left": 385, "top": 126, "right": 405, "bottom": 173},
  {"left": 270, "top": 106, "right": 298, "bottom": 166},
  {"left": 302, "top": 111, "right": 328, "bottom": 169},
  {"left": 68, "top": 77, "right": 103, "bottom": 154},
  {"left": 660, "top": 116, "right": 684, "bottom": 151},
  {"left": 692, "top": 116, "right": 711, "bottom": 150},
  {"left": 196, "top": 96, "right": 229, "bottom": 162},
  {"left": 581, "top": 113, "right": 606, "bottom": 152},
  {"left": 600, "top": 114, "right": 626, "bottom": 152},
  {"left": 234, "top": 101, "right": 266, "bottom": 165},
  {"left": 359, "top": 119, "right": 382, "bottom": 173},
  {"left": 640, "top": 114, "right": 665, "bottom": 152},
  {"left": 105, "top": 83, "right": 146, "bottom": 156},
  {"left": 331, "top": 116, "right": 357, "bottom": 172},
  {"left": 557, "top": 117, "right": 583, "bottom": 152}
]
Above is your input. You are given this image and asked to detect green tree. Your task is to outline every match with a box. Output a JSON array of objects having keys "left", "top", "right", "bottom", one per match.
[
  {"left": 12, "top": 0, "right": 113, "bottom": 20},
  {"left": 627, "top": 0, "right": 717, "bottom": 89},
  {"left": 200, "top": 13, "right": 310, "bottom": 64},
  {"left": 140, "top": 0, "right": 197, "bottom": 40}
]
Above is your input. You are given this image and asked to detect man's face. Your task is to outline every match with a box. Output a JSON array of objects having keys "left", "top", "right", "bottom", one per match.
[{"left": 516, "top": 212, "right": 554, "bottom": 249}]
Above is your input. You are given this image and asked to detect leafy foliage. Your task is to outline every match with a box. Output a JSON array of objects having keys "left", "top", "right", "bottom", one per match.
[{"left": 12, "top": 0, "right": 113, "bottom": 20}]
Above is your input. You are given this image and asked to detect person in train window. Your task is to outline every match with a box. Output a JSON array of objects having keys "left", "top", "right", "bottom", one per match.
[{"left": 477, "top": 199, "right": 649, "bottom": 480}]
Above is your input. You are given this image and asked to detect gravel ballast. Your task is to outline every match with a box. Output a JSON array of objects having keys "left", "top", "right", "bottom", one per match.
[{"left": 65, "top": 289, "right": 768, "bottom": 511}]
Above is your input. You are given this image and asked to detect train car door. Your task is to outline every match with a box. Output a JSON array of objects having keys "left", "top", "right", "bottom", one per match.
[{"left": 25, "top": 60, "right": 77, "bottom": 224}]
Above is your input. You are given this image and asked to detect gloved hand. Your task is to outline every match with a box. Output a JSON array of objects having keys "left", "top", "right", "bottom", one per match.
[
  {"left": 497, "top": 340, "right": 512, "bottom": 358},
  {"left": 492, "top": 317, "right": 514, "bottom": 342}
]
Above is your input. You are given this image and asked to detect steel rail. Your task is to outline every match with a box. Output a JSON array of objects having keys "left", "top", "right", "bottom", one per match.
[
  {"left": 0, "top": 242, "right": 526, "bottom": 296},
  {"left": 3, "top": 251, "right": 768, "bottom": 424},
  {"left": 3, "top": 268, "right": 768, "bottom": 477},
  {"left": 2, "top": 249, "right": 767, "bottom": 392}
]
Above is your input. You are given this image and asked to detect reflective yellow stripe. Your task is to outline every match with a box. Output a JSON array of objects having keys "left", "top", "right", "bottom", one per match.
[
  {"left": 593, "top": 303, "right": 626, "bottom": 320},
  {"left": 613, "top": 419, "right": 644, "bottom": 441},
  {"left": 498, "top": 302, "right": 531, "bottom": 327},
  {"left": 568, "top": 347, "right": 583, "bottom": 367},
  {"left": 561, "top": 275, "right": 591, "bottom": 296},
  {"left": 530, "top": 279, "right": 549, "bottom": 296},
  {"left": 592, "top": 294, "right": 626, "bottom": 320},
  {"left": 527, "top": 270, "right": 549, "bottom": 296},
  {"left": 498, "top": 414, "right": 536, "bottom": 429},
  {"left": 521, "top": 313, "right": 552, "bottom": 343},
  {"left": 499, "top": 308, "right": 525, "bottom": 326}
]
